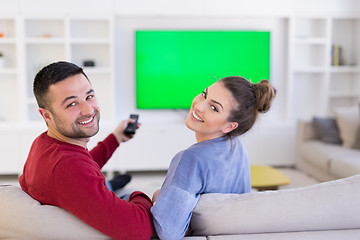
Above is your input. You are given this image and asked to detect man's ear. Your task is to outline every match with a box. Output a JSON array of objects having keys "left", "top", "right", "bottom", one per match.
[
  {"left": 222, "top": 122, "right": 238, "bottom": 134},
  {"left": 38, "top": 108, "right": 52, "bottom": 123}
]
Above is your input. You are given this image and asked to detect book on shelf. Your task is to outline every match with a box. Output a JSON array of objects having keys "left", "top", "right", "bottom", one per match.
[{"left": 331, "top": 44, "right": 345, "bottom": 66}]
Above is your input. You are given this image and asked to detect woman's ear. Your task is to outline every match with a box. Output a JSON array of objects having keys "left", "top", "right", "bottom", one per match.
[{"left": 222, "top": 122, "right": 238, "bottom": 134}]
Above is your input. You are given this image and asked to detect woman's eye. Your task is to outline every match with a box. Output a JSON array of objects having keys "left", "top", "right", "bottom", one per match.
[
  {"left": 201, "top": 91, "right": 206, "bottom": 98},
  {"left": 211, "top": 105, "right": 219, "bottom": 112}
]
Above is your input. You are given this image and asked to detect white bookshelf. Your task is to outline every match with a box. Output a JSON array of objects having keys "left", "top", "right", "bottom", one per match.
[
  {"left": 21, "top": 16, "right": 115, "bottom": 124},
  {"left": 288, "top": 16, "right": 360, "bottom": 121},
  {"left": 0, "top": 15, "right": 115, "bottom": 174},
  {"left": 0, "top": 17, "right": 19, "bottom": 123},
  {"left": 328, "top": 18, "right": 360, "bottom": 112}
]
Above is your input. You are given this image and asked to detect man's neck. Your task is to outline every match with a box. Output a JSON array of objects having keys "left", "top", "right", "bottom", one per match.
[{"left": 47, "top": 129, "right": 90, "bottom": 149}]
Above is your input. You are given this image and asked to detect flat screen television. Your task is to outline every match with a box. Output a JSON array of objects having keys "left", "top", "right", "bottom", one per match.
[{"left": 135, "top": 30, "right": 270, "bottom": 109}]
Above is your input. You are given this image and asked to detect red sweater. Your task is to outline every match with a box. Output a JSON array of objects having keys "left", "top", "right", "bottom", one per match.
[{"left": 19, "top": 132, "right": 153, "bottom": 240}]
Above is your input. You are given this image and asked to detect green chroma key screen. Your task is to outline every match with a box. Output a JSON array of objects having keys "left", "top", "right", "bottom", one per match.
[{"left": 135, "top": 30, "right": 270, "bottom": 109}]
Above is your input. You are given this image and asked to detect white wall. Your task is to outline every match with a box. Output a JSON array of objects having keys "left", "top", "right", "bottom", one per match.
[
  {"left": 1, "top": 0, "right": 360, "bottom": 173},
  {"left": 113, "top": 16, "right": 294, "bottom": 168}
]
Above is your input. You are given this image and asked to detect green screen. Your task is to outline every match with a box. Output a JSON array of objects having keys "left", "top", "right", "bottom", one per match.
[{"left": 135, "top": 30, "right": 270, "bottom": 109}]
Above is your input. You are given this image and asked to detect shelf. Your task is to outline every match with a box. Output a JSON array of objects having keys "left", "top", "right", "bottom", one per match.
[
  {"left": 0, "top": 68, "right": 17, "bottom": 75},
  {"left": 0, "top": 18, "right": 16, "bottom": 38},
  {"left": 329, "top": 91, "right": 360, "bottom": 98},
  {"left": 25, "top": 38, "right": 66, "bottom": 44},
  {"left": 293, "top": 67, "right": 326, "bottom": 73},
  {"left": 332, "top": 18, "right": 359, "bottom": 67},
  {"left": 25, "top": 19, "right": 65, "bottom": 39},
  {"left": 289, "top": 16, "right": 360, "bottom": 120},
  {"left": 82, "top": 67, "right": 112, "bottom": 74},
  {"left": 330, "top": 66, "right": 360, "bottom": 73},
  {"left": 70, "top": 19, "right": 110, "bottom": 39},
  {"left": 71, "top": 38, "right": 111, "bottom": 44},
  {"left": 294, "top": 37, "right": 327, "bottom": 44},
  {"left": 0, "top": 38, "right": 16, "bottom": 44},
  {"left": 293, "top": 44, "right": 327, "bottom": 68},
  {"left": 294, "top": 18, "right": 327, "bottom": 39}
]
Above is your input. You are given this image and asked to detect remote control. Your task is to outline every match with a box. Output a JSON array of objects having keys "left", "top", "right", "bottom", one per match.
[{"left": 124, "top": 114, "right": 139, "bottom": 135}]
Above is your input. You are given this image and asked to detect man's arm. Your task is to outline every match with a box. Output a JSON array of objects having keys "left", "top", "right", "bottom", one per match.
[
  {"left": 90, "top": 118, "right": 140, "bottom": 168},
  {"left": 53, "top": 158, "right": 153, "bottom": 240}
]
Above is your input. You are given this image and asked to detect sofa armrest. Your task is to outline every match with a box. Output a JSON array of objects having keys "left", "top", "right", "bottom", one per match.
[
  {"left": 297, "top": 119, "right": 318, "bottom": 142},
  {"left": 0, "top": 185, "right": 111, "bottom": 240}
]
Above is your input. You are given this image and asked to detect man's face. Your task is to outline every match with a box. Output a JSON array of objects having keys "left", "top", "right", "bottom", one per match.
[{"left": 42, "top": 73, "right": 100, "bottom": 143}]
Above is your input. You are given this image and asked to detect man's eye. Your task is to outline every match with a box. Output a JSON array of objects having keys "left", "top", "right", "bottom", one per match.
[
  {"left": 87, "top": 95, "right": 94, "bottom": 100},
  {"left": 201, "top": 91, "right": 206, "bottom": 98},
  {"left": 211, "top": 105, "right": 219, "bottom": 112},
  {"left": 67, "top": 102, "right": 76, "bottom": 108}
]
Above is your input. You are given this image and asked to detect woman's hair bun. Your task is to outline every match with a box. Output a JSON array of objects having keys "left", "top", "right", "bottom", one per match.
[{"left": 252, "top": 80, "right": 276, "bottom": 113}]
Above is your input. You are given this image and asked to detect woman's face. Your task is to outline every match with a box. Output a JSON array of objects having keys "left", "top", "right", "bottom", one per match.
[{"left": 185, "top": 81, "right": 239, "bottom": 142}]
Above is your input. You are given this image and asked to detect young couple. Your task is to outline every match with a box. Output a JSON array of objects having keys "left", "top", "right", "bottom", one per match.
[{"left": 19, "top": 61, "right": 275, "bottom": 240}]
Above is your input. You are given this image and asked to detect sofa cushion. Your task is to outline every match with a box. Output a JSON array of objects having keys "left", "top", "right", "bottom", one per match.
[
  {"left": 312, "top": 117, "right": 342, "bottom": 144},
  {"left": 0, "top": 185, "right": 110, "bottom": 240},
  {"left": 190, "top": 174, "right": 360, "bottom": 236},
  {"left": 353, "top": 125, "right": 360, "bottom": 149},
  {"left": 352, "top": 105, "right": 360, "bottom": 149},
  {"left": 298, "top": 140, "right": 343, "bottom": 170},
  {"left": 330, "top": 154, "right": 360, "bottom": 178},
  {"left": 206, "top": 229, "right": 360, "bottom": 240},
  {"left": 334, "top": 105, "right": 360, "bottom": 148}
]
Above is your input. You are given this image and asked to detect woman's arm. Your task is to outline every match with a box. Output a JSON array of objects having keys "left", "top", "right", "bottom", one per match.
[{"left": 151, "top": 185, "right": 200, "bottom": 240}]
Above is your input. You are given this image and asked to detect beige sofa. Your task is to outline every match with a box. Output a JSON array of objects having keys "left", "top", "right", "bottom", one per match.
[
  {"left": 296, "top": 119, "right": 360, "bottom": 182},
  {"left": 1, "top": 173, "right": 360, "bottom": 239}
]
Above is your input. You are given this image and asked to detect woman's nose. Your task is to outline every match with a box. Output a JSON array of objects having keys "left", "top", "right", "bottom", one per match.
[{"left": 194, "top": 99, "right": 206, "bottom": 112}]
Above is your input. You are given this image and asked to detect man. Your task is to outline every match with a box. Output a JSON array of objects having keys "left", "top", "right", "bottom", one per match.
[{"left": 19, "top": 61, "right": 153, "bottom": 240}]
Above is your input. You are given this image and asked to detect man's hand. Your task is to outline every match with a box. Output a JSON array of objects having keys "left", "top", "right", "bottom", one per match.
[
  {"left": 112, "top": 118, "right": 141, "bottom": 144},
  {"left": 152, "top": 189, "right": 160, "bottom": 203}
]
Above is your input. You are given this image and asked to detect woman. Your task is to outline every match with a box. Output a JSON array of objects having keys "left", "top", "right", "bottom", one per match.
[{"left": 151, "top": 76, "right": 276, "bottom": 240}]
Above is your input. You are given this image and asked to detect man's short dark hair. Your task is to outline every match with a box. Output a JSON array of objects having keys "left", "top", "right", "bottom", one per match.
[{"left": 33, "top": 61, "right": 88, "bottom": 109}]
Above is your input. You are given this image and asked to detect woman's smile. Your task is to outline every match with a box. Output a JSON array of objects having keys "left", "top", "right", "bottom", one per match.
[{"left": 192, "top": 111, "right": 204, "bottom": 122}]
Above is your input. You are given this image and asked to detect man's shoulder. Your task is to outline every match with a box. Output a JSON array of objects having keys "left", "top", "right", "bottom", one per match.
[{"left": 31, "top": 132, "right": 90, "bottom": 163}]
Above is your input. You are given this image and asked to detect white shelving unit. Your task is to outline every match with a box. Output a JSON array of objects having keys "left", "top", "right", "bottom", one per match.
[
  {"left": 328, "top": 18, "right": 360, "bottom": 112},
  {"left": 0, "top": 15, "right": 115, "bottom": 174},
  {"left": 288, "top": 16, "right": 360, "bottom": 121},
  {"left": 0, "top": 16, "right": 115, "bottom": 126},
  {"left": 69, "top": 18, "right": 115, "bottom": 122},
  {"left": 22, "top": 16, "right": 115, "bottom": 123},
  {"left": 0, "top": 17, "right": 19, "bottom": 123}
]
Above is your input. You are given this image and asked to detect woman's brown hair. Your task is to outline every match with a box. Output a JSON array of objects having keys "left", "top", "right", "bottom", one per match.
[{"left": 219, "top": 76, "right": 276, "bottom": 138}]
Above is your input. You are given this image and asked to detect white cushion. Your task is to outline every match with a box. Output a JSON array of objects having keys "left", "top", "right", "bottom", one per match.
[
  {"left": 0, "top": 185, "right": 110, "bottom": 240},
  {"left": 330, "top": 155, "right": 360, "bottom": 178},
  {"left": 207, "top": 229, "right": 360, "bottom": 240},
  {"left": 334, "top": 105, "right": 360, "bottom": 148},
  {"left": 191, "top": 174, "right": 360, "bottom": 236}
]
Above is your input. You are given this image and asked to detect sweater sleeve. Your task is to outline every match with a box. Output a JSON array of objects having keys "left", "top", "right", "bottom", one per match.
[
  {"left": 151, "top": 152, "right": 204, "bottom": 240},
  {"left": 89, "top": 134, "right": 119, "bottom": 169},
  {"left": 53, "top": 157, "right": 153, "bottom": 240},
  {"left": 151, "top": 185, "right": 200, "bottom": 240}
]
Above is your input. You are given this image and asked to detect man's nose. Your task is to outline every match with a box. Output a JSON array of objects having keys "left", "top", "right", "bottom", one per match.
[{"left": 81, "top": 101, "right": 93, "bottom": 115}]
